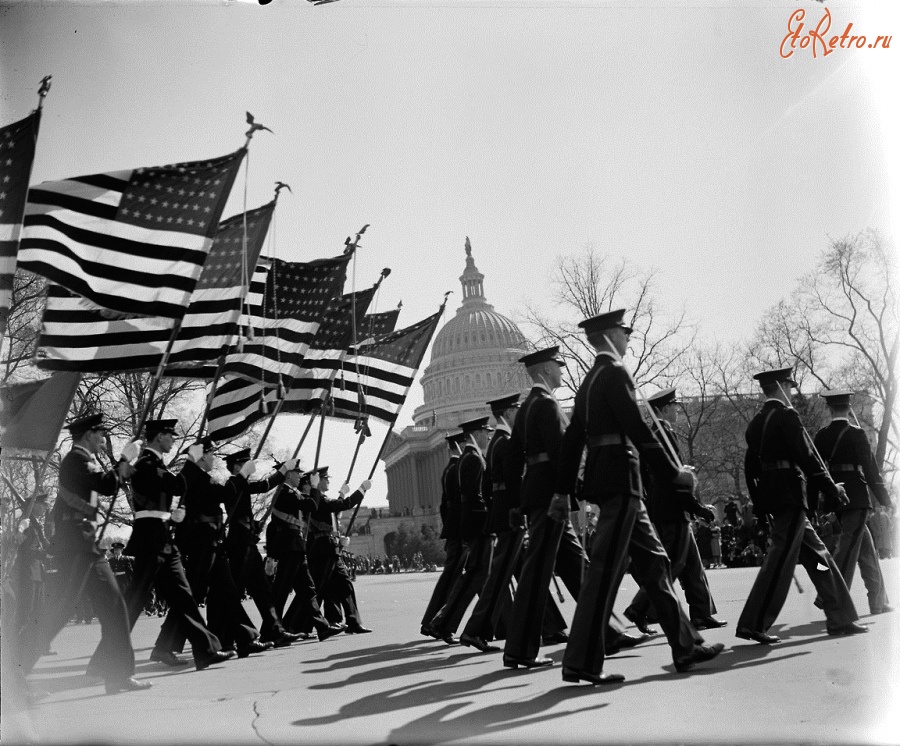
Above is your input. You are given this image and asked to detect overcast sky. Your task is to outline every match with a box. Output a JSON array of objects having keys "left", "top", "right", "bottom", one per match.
[{"left": 2, "top": 0, "right": 897, "bottom": 506}]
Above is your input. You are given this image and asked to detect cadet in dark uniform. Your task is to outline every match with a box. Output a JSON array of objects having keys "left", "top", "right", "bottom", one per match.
[
  {"left": 156, "top": 438, "right": 269, "bottom": 659},
  {"left": 126, "top": 419, "right": 232, "bottom": 671},
  {"left": 420, "top": 432, "right": 466, "bottom": 640},
  {"left": 12, "top": 491, "right": 51, "bottom": 639},
  {"left": 305, "top": 467, "right": 371, "bottom": 635},
  {"left": 269, "top": 466, "right": 340, "bottom": 640},
  {"left": 624, "top": 388, "right": 726, "bottom": 633},
  {"left": 18, "top": 413, "right": 148, "bottom": 694},
  {"left": 811, "top": 390, "right": 893, "bottom": 615},
  {"left": 736, "top": 368, "right": 864, "bottom": 643},
  {"left": 554, "top": 311, "right": 722, "bottom": 684},
  {"left": 106, "top": 541, "right": 134, "bottom": 599},
  {"left": 223, "top": 448, "right": 304, "bottom": 648},
  {"left": 430, "top": 417, "right": 495, "bottom": 643}
]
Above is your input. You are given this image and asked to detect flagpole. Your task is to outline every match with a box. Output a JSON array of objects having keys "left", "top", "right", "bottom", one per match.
[
  {"left": 312, "top": 395, "right": 329, "bottom": 469},
  {"left": 134, "top": 318, "right": 184, "bottom": 437},
  {"left": 343, "top": 428, "right": 367, "bottom": 486},
  {"left": 252, "top": 394, "right": 285, "bottom": 460},
  {"left": 291, "top": 406, "right": 319, "bottom": 459}
]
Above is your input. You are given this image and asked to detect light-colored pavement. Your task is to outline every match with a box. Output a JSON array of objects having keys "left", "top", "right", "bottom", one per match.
[{"left": 3, "top": 559, "right": 899, "bottom": 745}]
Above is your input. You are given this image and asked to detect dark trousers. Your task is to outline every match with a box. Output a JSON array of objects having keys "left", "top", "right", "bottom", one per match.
[
  {"left": 504, "top": 511, "right": 588, "bottom": 661},
  {"left": 627, "top": 520, "right": 717, "bottom": 621},
  {"left": 737, "top": 508, "right": 858, "bottom": 633},
  {"left": 20, "top": 552, "right": 135, "bottom": 681},
  {"left": 308, "top": 536, "right": 364, "bottom": 629},
  {"left": 563, "top": 495, "right": 701, "bottom": 674},
  {"left": 421, "top": 538, "right": 465, "bottom": 627},
  {"left": 430, "top": 535, "right": 495, "bottom": 636},
  {"left": 276, "top": 550, "right": 331, "bottom": 633},
  {"left": 157, "top": 547, "right": 257, "bottom": 652},
  {"left": 125, "top": 547, "right": 221, "bottom": 660},
  {"left": 463, "top": 530, "right": 521, "bottom": 641},
  {"left": 227, "top": 541, "right": 287, "bottom": 640},
  {"left": 830, "top": 508, "right": 889, "bottom": 613}
]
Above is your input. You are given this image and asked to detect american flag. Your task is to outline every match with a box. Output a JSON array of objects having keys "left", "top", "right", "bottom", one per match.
[
  {"left": 0, "top": 110, "right": 41, "bottom": 336},
  {"left": 18, "top": 148, "right": 245, "bottom": 319},
  {"left": 213, "top": 253, "right": 351, "bottom": 387},
  {"left": 35, "top": 200, "right": 275, "bottom": 372},
  {"left": 330, "top": 308, "right": 443, "bottom": 425}
]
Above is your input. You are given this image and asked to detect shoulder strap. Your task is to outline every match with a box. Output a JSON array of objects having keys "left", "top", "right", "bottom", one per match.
[
  {"left": 827, "top": 423, "right": 852, "bottom": 464},
  {"left": 758, "top": 407, "right": 778, "bottom": 460}
]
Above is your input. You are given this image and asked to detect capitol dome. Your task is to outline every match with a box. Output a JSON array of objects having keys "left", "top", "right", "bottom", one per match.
[{"left": 412, "top": 239, "right": 532, "bottom": 427}]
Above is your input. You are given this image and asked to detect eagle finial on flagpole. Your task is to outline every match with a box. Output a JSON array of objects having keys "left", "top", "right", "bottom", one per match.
[
  {"left": 274, "top": 181, "right": 292, "bottom": 199},
  {"left": 245, "top": 112, "right": 273, "bottom": 146},
  {"left": 37, "top": 75, "right": 52, "bottom": 109}
]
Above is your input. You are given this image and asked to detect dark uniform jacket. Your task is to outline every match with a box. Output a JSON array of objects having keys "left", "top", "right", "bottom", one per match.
[
  {"left": 224, "top": 470, "right": 285, "bottom": 547},
  {"left": 439, "top": 455, "right": 462, "bottom": 540},
  {"left": 127, "top": 448, "right": 186, "bottom": 557},
  {"left": 744, "top": 399, "right": 841, "bottom": 515},
  {"left": 506, "top": 384, "right": 569, "bottom": 513},
  {"left": 811, "top": 420, "right": 892, "bottom": 513},
  {"left": 265, "top": 485, "right": 318, "bottom": 558},
  {"left": 485, "top": 424, "right": 513, "bottom": 534},
  {"left": 556, "top": 354, "right": 679, "bottom": 504},
  {"left": 54, "top": 445, "right": 122, "bottom": 557},
  {"left": 175, "top": 459, "right": 230, "bottom": 550},
  {"left": 108, "top": 553, "right": 135, "bottom": 591},
  {"left": 458, "top": 443, "right": 489, "bottom": 540},
  {"left": 307, "top": 488, "right": 364, "bottom": 549},
  {"left": 644, "top": 419, "right": 707, "bottom": 524}
]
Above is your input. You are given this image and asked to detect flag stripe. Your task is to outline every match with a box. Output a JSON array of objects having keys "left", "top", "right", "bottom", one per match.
[{"left": 25, "top": 187, "right": 120, "bottom": 220}]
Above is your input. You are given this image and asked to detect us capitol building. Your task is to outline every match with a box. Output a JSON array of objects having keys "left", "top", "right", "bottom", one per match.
[{"left": 347, "top": 241, "right": 532, "bottom": 553}]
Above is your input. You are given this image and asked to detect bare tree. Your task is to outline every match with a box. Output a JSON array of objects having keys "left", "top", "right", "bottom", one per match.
[
  {"left": 519, "top": 247, "right": 694, "bottom": 400},
  {"left": 1, "top": 270, "right": 46, "bottom": 384}
]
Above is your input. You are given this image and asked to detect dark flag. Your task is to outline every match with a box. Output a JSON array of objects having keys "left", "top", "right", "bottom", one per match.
[
  {"left": 0, "top": 110, "right": 41, "bottom": 335},
  {"left": 0, "top": 372, "right": 81, "bottom": 456},
  {"left": 35, "top": 201, "right": 275, "bottom": 372},
  {"left": 19, "top": 148, "right": 245, "bottom": 319}
]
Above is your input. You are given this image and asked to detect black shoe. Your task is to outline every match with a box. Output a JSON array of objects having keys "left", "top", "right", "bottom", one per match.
[
  {"left": 195, "top": 649, "right": 235, "bottom": 671},
  {"left": 345, "top": 625, "right": 373, "bottom": 634},
  {"left": 541, "top": 631, "right": 569, "bottom": 645},
  {"left": 561, "top": 666, "right": 625, "bottom": 685},
  {"left": 105, "top": 677, "right": 153, "bottom": 694},
  {"left": 870, "top": 605, "right": 894, "bottom": 615},
  {"left": 420, "top": 625, "right": 437, "bottom": 639},
  {"left": 502, "top": 654, "right": 553, "bottom": 669},
  {"left": 736, "top": 627, "right": 780, "bottom": 644},
  {"left": 460, "top": 634, "right": 502, "bottom": 653},
  {"left": 606, "top": 632, "right": 646, "bottom": 656},
  {"left": 318, "top": 624, "right": 346, "bottom": 642},
  {"left": 691, "top": 616, "right": 728, "bottom": 630},
  {"left": 827, "top": 622, "right": 869, "bottom": 636},
  {"left": 237, "top": 640, "right": 275, "bottom": 658},
  {"left": 624, "top": 607, "right": 658, "bottom": 635},
  {"left": 149, "top": 649, "right": 189, "bottom": 667},
  {"left": 674, "top": 642, "right": 725, "bottom": 673}
]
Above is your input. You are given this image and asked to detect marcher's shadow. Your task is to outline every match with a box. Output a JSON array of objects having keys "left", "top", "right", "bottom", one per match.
[{"left": 303, "top": 639, "right": 444, "bottom": 671}]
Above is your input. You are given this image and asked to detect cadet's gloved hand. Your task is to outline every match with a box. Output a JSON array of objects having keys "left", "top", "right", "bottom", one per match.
[
  {"left": 17, "top": 518, "right": 30, "bottom": 533},
  {"left": 279, "top": 458, "right": 299, "bottom": 474},
  {"left": 339, "top": 483, "right": 351, "bottom": 497},
  {"left": 309, "top": 472, "right": 320, "bottom": 489},
  {"left": 339, "top": 536, "right": 350, "bottom": 548},
  {"left": 264, "top": 557, "right": 277, "bottom": 576},
  {"left": 187, "top": 444, "right": 205, "bottom": 462},
  {"left": 672, "top": 466, "right": 697, "bottom": 491},
  {"left": 508, "top": 508, "right": 526, "bottom": 530},
  {"left": 239, "top": 460, "right": 257, "bottom": 479},
  {"left": 360, "top": 479, "right": 372, "bottom": 492},
  {"left": 547, "top": 494, "right": 570, "bottom": 523},
  {"left": 170, "top": 507, "right": 186, "bottom": 523},
  {"left": 116, "top": 460, "right": 136, "bottom": 479},
  {"left": 835, "top": 483, "right": 849, "bottom": 507},
  {"left": 120, "top": 439, "right": 143, "bottom": 463}
]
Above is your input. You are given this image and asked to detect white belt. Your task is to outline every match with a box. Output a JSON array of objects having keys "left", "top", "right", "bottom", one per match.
[{"left": 134, "top": 510, "right": 171, "bottom": 520}]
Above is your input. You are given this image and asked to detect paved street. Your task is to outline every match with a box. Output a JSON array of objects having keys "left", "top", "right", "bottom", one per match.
[{"left": 3, "top": 560, "right": 898, "bottom": 745}]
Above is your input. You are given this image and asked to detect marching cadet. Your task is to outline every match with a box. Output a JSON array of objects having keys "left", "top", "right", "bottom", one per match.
[
  {"left": 305, "top": 466, "right": 373, "bottom": 635},
  {"left": 125, "top": 419, "right": 233, "bottom": 672},
  {"left": 501, "top": 347, "right": 633, "bottom": 671},
  {"left": 12, "top": 491, "right": 51, "bottom": 639},
  {"left": 623, "top": 388, "right": 727, "bottom": 633},
  {"left": 552, "top": 311, "right": 722, "bottom": 684},
  {"left": 155, "top": 438, "right": 270, "bottom": 659},
  {"left": 106, "top": 541, "right": 134, "bottom": 599},
  {"left": 810, "top": 390, "right": 893, "bottom": 615},
  {"left": 420, "top": 432, "right": 466, "bottom": 641},
  {"left": 222, "top": 448, "right": 305, "bottom": 648},
  {"left": 268, "top": 466, "right": 339, "bottom": 640},
  {"left": 736, "top": 369, "right": 864, "bottom": 643},
  {"left": 18, "top": 412, "right": 149, "bottom": 694},
  {"left": 429, "top": 417, "right": 495, "bottom": 644}
]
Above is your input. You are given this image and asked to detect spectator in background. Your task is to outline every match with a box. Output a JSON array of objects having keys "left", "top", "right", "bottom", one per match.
[
  {"left": 709, "top": 522, "right": 722, "bottom": 568},
  {"left": 695, "top": 520, "right": 713, "bottom": 569}
]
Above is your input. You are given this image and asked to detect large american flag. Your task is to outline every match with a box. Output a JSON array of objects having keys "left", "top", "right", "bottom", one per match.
[
  {"left": 330, "top": 308, "right": 443, "bottom": 425},
  {"left": 18, "top": 148, "right": 245, "bottom": 319},
  {"left": 0, "top": 110, "right": 41, "bottom": 336},
  {"left": 207, "top": 302, "right": 400, "bottom": 442},
  {"left": 35, "top": 200, "right": 275, "bottom": 372}
]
